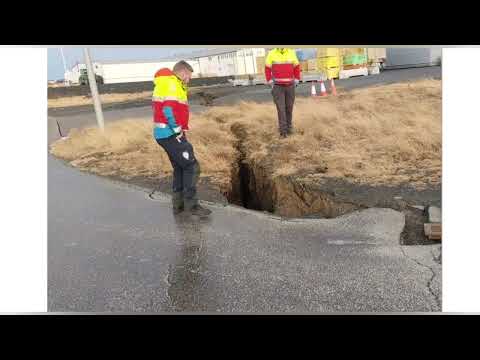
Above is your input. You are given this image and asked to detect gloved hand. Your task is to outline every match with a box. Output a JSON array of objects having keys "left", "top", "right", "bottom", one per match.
[
  {"left": 173, "top": 126, "right": 183, "bottom": 141},
  {"left": 175, "top": 132, "right": 184, "bottom": 142},
  {"left": 267, "top": 80, "right": 274, "bottom": 88},
  {"left": 294, "top": 79, "right": 299, "bottom": 87}
]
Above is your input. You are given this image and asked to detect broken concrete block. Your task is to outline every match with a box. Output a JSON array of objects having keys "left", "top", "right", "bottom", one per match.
[
  {"left": 428, "top": 206, "right": 442, "bottom": 223},
  {"left": 424, "top": 223, "right": 442, "bottom": 240}
]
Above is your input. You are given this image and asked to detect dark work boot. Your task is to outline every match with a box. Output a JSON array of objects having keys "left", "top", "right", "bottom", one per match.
[
  {"left": 190, "top": 204, "right": 212, "bottom": 217},
  {"left": 184, "top": 198, "right": 211, "bottom": 217},
  {"left": 172, "top": 191, "right": 184, "bottom": 215}
]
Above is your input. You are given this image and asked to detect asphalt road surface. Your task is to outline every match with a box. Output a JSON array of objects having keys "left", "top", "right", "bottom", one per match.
[{"left": 48, "top": 66, "right": 442, "bottom": 312}]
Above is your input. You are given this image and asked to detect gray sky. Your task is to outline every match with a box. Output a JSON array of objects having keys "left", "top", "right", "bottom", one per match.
[{"left": 47, "top": 47, "right": 206, "bottom": 80}]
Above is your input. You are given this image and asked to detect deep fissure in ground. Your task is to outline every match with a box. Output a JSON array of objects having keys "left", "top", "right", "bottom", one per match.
[
  {"left": 227, "top": 122, "right": 264, "bottom": 211},
  {"left": 224, "top": 122, "right": 438, "bottom": 246}
]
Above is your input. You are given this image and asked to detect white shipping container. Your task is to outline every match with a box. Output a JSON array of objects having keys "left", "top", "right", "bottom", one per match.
[
  {"left": 65, "top": 48, "right": 265, "bottom": 84},
  {"left": 234, "top": 49, "right": 258, "bottom": 76},
  {"left": 197, "top": 51, "right": 237, "bottom": 77},
  {"left": 217, "top": 52, "right": 236, "bottom": 76},
  {"left": 100, "top": 60, "right": 200, "bottom": 84},
  {"left": 185, "top": 48, "right": 265, "bottom": 77}
]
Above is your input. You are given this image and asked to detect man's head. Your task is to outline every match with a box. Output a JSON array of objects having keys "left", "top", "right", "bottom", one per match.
[{"left": 173, "top": 60, "right": 194, "bottom": 84}]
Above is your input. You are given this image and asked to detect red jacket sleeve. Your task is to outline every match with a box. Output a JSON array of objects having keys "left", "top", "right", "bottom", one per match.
[
  {"left": 294, "top": 64, "right": 301, "bottom": 80},
  {"left": 265, "top": 66, "right": 272, "bottom": 82}
]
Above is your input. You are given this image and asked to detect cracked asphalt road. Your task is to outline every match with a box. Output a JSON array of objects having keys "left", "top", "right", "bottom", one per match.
[{"left": 48, "top": 66, "right": 442, "bottom": 312}]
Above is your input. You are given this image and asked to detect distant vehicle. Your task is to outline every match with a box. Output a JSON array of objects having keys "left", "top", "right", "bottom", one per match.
[{"left": 78, "top": 69, "right": 104, "bottom": 86}]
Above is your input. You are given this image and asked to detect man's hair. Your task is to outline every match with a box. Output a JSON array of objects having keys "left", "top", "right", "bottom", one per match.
[{"left": 173, "top": 60, "right": 194, "bottom": 73}]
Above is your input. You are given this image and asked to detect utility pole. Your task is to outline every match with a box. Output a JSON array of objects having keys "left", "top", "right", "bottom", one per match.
[
  {"left": 59, "top": 48, "right": 68, "bottom": 86},
  {"left": 83, "top": 48, "right": 105, "bottom": 132}
]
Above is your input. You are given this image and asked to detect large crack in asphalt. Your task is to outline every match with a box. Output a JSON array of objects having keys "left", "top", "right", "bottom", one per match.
[
  {"left": 399, "top": 246, "right": 441, "bottom": 311},
  {"left": 222, "top": 121, "right": 439, "bottom": 248},
  {"left": 226, "top": 122, "right": 261, "bottom": 210},
  {"left": 145, "top": 120, "right": 439, "bottom": 248}
]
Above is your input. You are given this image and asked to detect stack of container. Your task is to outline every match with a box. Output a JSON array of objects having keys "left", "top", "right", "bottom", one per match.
[
  {"left": 316, "top": 48, "right": 341, "bottom": 79},
  {"left": 341, "top": 48, "right": 368, "bottom": 70},
  {"left": 338, "top": 48, "right": 370, "bottom": 79}
]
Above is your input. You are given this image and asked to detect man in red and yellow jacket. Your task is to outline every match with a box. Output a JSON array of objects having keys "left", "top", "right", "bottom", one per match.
[
  {"left": 265, "top": 48, "right": 301, "bottom": 138},
  {"left": 152, "top": 60, "right": 211, "bottom": 217}
]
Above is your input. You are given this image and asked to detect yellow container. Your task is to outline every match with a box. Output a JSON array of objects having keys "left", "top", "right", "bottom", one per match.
[
  {"left": 317, "top": 56, "right": 341, "bottom": 69},
  {"left": 317, "top": 48, "right": 341, "bottom": 57},
  {"left": 318, "top": 67, "right": 340, "bottom": 80}
]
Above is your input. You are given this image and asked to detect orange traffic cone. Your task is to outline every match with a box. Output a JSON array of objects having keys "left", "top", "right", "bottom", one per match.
[
  {"left": 330, "top": 78, "right": 337, "bottom": 96},
  {"left": 310, "top": 82, "right": 317, "bottom": 97},
  {"left": 319, "top": 80, "right": 328, "bottom": 97}
]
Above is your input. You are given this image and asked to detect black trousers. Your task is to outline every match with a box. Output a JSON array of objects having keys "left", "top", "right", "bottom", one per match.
[
  {"left": 271, "top": 84, "right": 295, "bottom": 136},
  {"left": 156, "top": 133, "right": 200, "bottom": 207}
]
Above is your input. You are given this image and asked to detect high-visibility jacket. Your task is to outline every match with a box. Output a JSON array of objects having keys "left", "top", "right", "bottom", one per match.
[
  {"left": 265, "top": 48, "right": 300, "bottom": 85},
  {"left": 152, "top": 68, "right": 190, "bottom": 139}
]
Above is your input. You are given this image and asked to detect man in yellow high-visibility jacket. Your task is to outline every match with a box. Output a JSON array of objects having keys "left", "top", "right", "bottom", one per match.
[
  {"left": 265, "top": 48, "right": 301, "bottom": 138},
  {"left": 152, "top": 60, "right": 211, "bottom": 217}
]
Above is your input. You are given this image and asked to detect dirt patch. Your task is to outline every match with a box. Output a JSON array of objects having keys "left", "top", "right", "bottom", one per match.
[{"left": 50, "top": 79, "right": 441, "bottom": 244}]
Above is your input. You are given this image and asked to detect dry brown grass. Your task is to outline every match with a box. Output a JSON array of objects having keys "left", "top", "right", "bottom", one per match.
[
  {"left": 238, "top": 78, "right": 442, "bottom": 188},
  {"left": 50, "top": 114, "right": 238, "bottom": 191},
  {"left": 50, "top": 78, "right": 441, "bottom": 191},
  {"left": 48, "top": 91, "right": 153, "bottom": 108}
]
